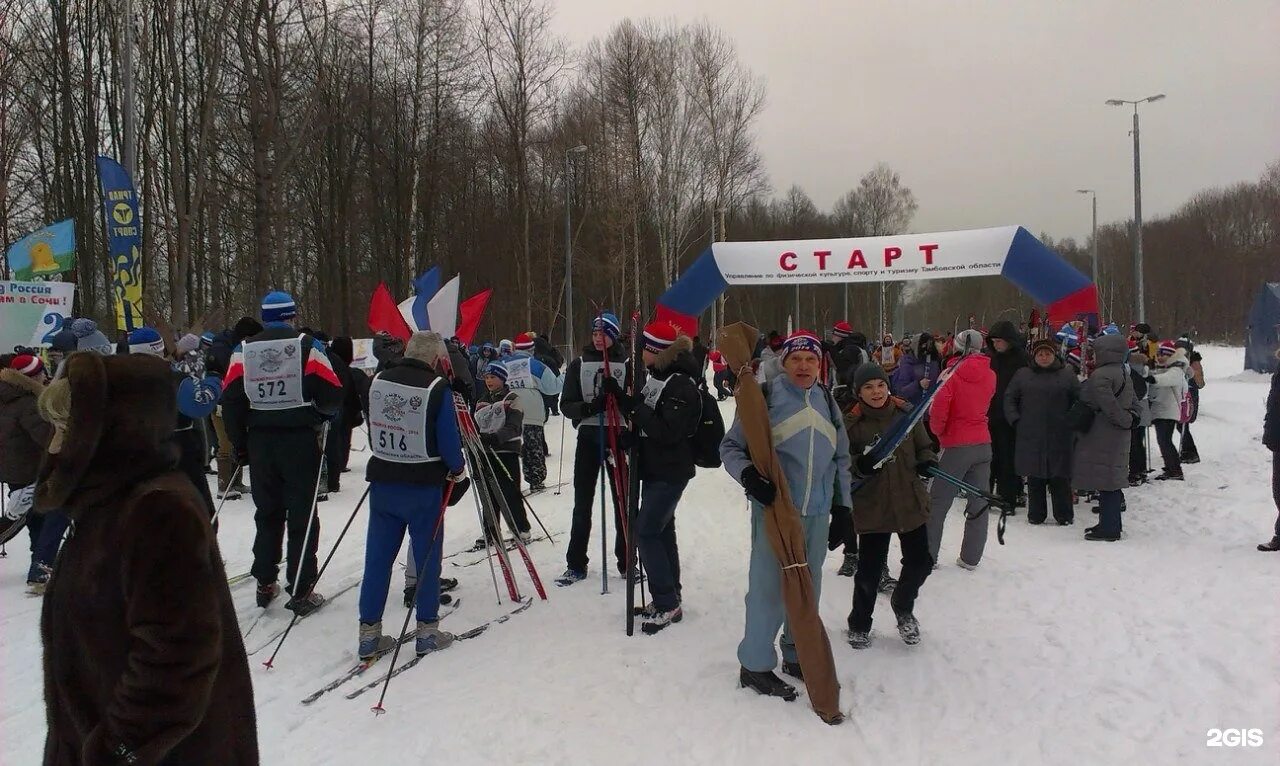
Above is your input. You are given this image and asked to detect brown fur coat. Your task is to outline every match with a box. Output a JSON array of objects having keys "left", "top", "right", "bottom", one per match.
[{"left": 37, "top": 352, "right": 258, "bottom": 765}]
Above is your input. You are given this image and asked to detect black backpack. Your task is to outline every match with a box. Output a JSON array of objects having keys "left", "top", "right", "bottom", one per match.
[{"left": 690, "top": 387, "right": 726, "bottom": 469}]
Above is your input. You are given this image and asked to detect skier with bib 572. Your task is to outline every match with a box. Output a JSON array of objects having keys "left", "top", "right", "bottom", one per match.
[{"left": 223, "top": 291, "right": 344, "bottom": 616}]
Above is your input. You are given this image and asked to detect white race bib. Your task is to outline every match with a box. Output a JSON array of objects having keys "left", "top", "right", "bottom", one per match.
[
  {"left": 505, "top": 357, "right": 534, "bottom": 390},
  {"left": 640, "top": 376, "right": 668, "bottom": 409},
  {"left": 579, "top": 359, "right": 627, "bottom": 403},
  {"left": 244, "top": 336, "right": 305, "bottom": 411},
  {"left": 368, "top": 377, "right": 441, "bottom": 463}
]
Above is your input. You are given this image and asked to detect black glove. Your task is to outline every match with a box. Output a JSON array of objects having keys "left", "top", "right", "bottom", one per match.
[
  {"left": 740, "top": 466, "right": 776, "bottom": 506},
  {"left": 579, "top": 399, "right": 601, "bottom": 418},
  {"left": 915, "top": 459, "right": 939, "bottom": 478},
  {"left": 827, "top": 505, "right": 853, "bottom": 551},
  {"left": 235, "top": 448, "right": 250, "bottom": 467},
  {"left": 446, "top": 476, "right": 470, "bottom": 507},
  {"left": 854, "top": 452, "right": 879, "bottom": 477},
  {"left": 600, "top": 377, "right": 634, "bottom": 412}
]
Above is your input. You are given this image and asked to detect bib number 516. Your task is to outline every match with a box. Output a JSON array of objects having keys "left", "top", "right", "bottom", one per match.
[{"left": 378, "top": 430, "right": 408, "bottom": 452}]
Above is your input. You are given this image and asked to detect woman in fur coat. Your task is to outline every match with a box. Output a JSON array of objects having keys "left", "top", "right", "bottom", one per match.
[{"left": 36, "top": 352, "right": 258, "bottom": 765}]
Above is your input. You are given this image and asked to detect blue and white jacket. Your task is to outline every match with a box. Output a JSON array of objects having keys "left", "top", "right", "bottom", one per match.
[
  {"left": 721, "top": 376, "right": 853, "bottom": 517},
  {"left": 499, "top": 350, "right": 562, "bottom": 427}
]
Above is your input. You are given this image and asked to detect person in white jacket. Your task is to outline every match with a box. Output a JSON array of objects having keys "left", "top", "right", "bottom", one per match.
[{"left": 1148, "top": 341, "right": 1189, "bottom": 480}]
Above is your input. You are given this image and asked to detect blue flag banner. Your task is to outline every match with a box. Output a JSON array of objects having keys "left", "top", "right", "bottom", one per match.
[{"left": 96, "top": 156, "right": 143, "bottom": 331}]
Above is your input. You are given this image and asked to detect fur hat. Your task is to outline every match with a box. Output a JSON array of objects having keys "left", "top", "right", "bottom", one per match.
[
  {"left": 261, "top": 291, "right": 297, "bottom": 323},
  {"left": 35, "top": 353, "right": 178, "bottom": 514},
  {"left": 405, "top": 331, "right": 447, "bottom": 366}
]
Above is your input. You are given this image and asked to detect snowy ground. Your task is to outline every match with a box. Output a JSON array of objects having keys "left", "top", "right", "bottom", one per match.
[{"left": 2, "top": 345, "right": 1277, "bottom": 765}]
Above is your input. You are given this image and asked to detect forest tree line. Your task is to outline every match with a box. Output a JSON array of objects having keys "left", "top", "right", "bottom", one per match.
[{"left": 1, "top": 0, "right": 1275, "bottom": 346}]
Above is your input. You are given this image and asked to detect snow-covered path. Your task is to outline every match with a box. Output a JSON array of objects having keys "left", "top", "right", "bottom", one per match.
[{"left": 3, "top": 346, "right": 1277, "bottom": 764}]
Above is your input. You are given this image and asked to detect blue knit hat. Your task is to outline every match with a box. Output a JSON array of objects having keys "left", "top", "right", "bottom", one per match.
[
  {"left": 593, "top": 312, "right": 621, "bottom": 342},
  {"left": 261, "top": 290, "right": 297, "bottom": 323},
  {"left": 127, "top": 326, "right": 166, "bottom": 356},
  {"left": 483, "top": 361, "right": 508, "bottom": 382}
]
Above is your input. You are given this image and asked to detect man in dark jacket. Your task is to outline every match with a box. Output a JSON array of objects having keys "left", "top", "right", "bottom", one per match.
[
  {"left": 1259, "top": 351, "right": 1280, "bottom": 551},
  {"left": 207, "top": 317, "right": 261, "bottom": 499},
  {"left": 222, "top": 292, "right": 344, "bottom": 615},
  {"left": 985, "top": 320, "right": 1029, "bottom": 510},
  {"left": 828, "top": 322, "right": 868, "bottom": 390},
  {"left": 324, "top": 337, "right": 364, "bottom": 492},
  {"left": 607, "top": 324, "right": 702, "bottom": 632},
  {"left": 556, "top": 312, "right": 632, "bottom": 584}
]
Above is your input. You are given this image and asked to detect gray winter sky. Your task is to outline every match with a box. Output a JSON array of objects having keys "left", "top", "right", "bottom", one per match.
[{"left": 553, "top": 0, "right": 1280, "bottom": 243}]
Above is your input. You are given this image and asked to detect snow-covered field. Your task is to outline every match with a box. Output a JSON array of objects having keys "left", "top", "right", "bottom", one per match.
[{"left": 3, "top": 345, "right": 1277, "bottom": 765}]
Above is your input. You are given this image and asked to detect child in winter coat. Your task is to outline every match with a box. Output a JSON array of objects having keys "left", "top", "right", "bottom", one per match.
[
  {"left": 926, "top": 329, "right": 997, "bottom": 569},
  {"left": 843, "top": 363, "right": 936, "bottom": 649},
  {"left": 1148, "top": 341, "right": 1190, "bottom": 481},
  {"left": 474, "top": 362, "right": 531, "bottom": 545}
]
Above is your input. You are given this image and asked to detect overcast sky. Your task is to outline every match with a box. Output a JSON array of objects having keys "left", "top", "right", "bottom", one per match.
[{"left": 552, "top": 0, "right": 1280, "bottom": 242}]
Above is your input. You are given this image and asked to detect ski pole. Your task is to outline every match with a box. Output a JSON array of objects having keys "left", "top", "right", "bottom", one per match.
[
  {"left": 467, "top": 457, "right": 504, "bottom": 605},
  {"left": 263, "top": 485, "right": 370, "bottom": 669},
  {"left": 289, "top": 423, "right": 330, "bottom": 601},
  {"left": 371, "top": 480, "right": 455, "bottom": 715},
  {"left": 210, "top": 461, "right": 245, "bottom": 527},
  {"left": 554, "top": 408, "right": 567, "bottom": 495}
]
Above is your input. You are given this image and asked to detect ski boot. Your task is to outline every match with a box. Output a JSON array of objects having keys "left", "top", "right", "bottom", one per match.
[
  {"left": 738, "top": 668, "right": 798, "bottom": 702},
  {"left": 895, "top": 611, "right": 921, "bottom": 645},
  {"left": 439, "top": 577, "right": 459, "bottom": 593},
  {"left": 555, "top": 568, "right": 587, "bottom": 586},
  {"left": 641, "top": 606, "right": 683, "bottom": 635},
  {"left": 415, "top": 620, "right": 455, "bottom": 656},
  {"left": 358, "top": 621, "right": 395, "bottom": 662},
  {"left": 286, "top": 591, "right": 326, "bottom": 617},
  {"left": 1154, "top": 470, "right": 1184, "bottom": 481},
  {"left": 836, "top": 551, "right": 857, "bottom": 577},
  {"left": 256, "top": 581, "right": 280, "bottom": 608},
  {"left": 518, "top": 530, "right": 534, "bottom": 544}
]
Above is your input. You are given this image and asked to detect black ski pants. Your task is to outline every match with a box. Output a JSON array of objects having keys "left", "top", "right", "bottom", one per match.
[
  {"left": 1129, "top": 427, "right": 1148, "bottom": 479},
  {"left": 848, "top": 523, "right": 932, "bottom": 632},
  {"left": 1027, "top": 476, "right": 1073, "bottom": 524},
  {"left": 1153, "top": 419, "right": 1182, "bottom": 475},
  {"left": 988, "top": 419, "right": 1023, "bottom": 505},
  {"left": 567, "top": 427, "right": 626, "bottom": 574},
  {"left": 175, "top": 427, "right": 215, "bottom": 519},
  {"left": 481, "top": 450, "right": 529, "bottom": 540},
  {"left": 249, "top": 427, "right": 323, "bottom": 595}
]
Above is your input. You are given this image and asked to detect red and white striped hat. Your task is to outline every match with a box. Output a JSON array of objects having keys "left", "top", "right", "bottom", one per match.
[
  {"left": 1158, "top": 340, "right": 1176, "bottom": 356},
  {"left": 642, "top": 321, "right": 679, "bottom": 353},
  {"left": 515, "top": 332, "right": 535, "bottom": 350},
  {"left": 10, "top": 354, "right": 44, "bottom": 378}
]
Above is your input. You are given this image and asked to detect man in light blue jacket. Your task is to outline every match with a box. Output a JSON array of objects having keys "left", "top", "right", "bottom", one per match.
[{"left": 721, "top": 329, "right": 853, "bottom": 701}]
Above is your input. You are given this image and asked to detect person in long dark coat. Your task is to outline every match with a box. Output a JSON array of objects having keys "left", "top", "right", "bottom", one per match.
[
  {"left": 985, "top": 320, "right": 1030, "bottom": 510},
  {"left": 35, "top": 352, "right": 258, "bottom": 765},
  {"left": 1073, "top": 334, "right": 1141, "bottom": 541},
  {"left": 1004, "top": 339, "right": 1080, "bottom": 524}
]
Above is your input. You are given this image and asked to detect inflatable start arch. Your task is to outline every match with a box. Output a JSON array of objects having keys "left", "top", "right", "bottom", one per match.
[{"left": 654, "top": 226, "right": 1099, "bottom": 336}]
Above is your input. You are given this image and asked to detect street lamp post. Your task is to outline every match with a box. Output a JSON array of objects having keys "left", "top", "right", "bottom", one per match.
[
  {"left": 564, "top": 144, "right": 588, "bottom": 353},
  {"left": 1106, "top": 94, "right": 1165, "bottom": 323},
  {"left": 1076, "top": 188, "right": 1099, "bottom": 293}
]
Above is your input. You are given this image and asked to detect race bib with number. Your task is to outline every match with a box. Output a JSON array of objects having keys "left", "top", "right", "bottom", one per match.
[
  {"left": 243, "top": 336, "right": 305, "bottom": 411},
  {"left": 505, "top": 357, "right": 534, "bottom": 390},
  {"left": 579, "top": 359, "right": 627, "bottom": 403},
  {"left": 640, "top": 376, "right": 668, "bottom": 409},
  {"left": 368, "top": 377, "right": 441, "bottom": 463}
]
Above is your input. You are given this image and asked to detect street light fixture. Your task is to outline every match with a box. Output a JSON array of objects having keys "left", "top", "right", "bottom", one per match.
[
  {"left": 1106, "top": 93, "right": 1166, "bottom": 323},
  {"left": 564, "top": 145, "right": 588, "bottom": 353},
  {"left": 1076, "top": 189, "right": 1100, "bottom": 308}
]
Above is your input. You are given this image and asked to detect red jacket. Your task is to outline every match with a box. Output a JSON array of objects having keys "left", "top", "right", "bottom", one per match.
[
  {"left": 931, "top": 354, "right": 996, "bottom": 448},
  {"left": 709, "top": 350, "right": 728, "bottom": 373}
]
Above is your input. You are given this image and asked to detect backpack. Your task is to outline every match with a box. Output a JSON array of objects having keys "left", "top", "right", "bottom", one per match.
[{"left": 690, "top": 386, "right": 726, "bottom": 469}]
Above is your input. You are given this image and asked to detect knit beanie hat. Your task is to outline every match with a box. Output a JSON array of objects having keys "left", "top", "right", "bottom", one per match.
[
  {"left": 514, "top": 333, "right": 535, "bottom": 351},
  {"left": 71, "top": 318, "right": 113, "bottom": 355},
  {"left": 1066, "top": 347, "right": 1082, "bottom": 368},
  {"left": 1030, "top": 338, "right": 1058, "bottom": 357},
  {"left": 49, "top": 327, "right": 78, "bottom": 354},
  {"left": 498, "top": 339, "right": 514, "bottom": 354},
  {"left": 593, "top": 313, "right": 621, "bottom": 343},
  {"left": 781, "top": 330, "right": 822, "bottom": 363},
  {"left": 954, "top": 329, "right": 985, "bottom": 356},
  {"left": 483, "top": 361, "right": 508, "bottom": 382},
  {"left": 261, "top": 290, "right": 297, "bottom": 323},
  {"left": 175, "top": 333, "right": 202, "bottom": 356},
  {"left": 10, "top": 354, "right": 44, "bottom": 378},
  {"left": 127, "top": 326, "right": 166, "bottom": 356},
  {"left": 642, "top": 321, "right": 678, "bottom": 354},
  {"left": 832, "top": 321, "right": 852, "bottom": 340},
  {"left": 1158, "top": 340, "right": 1176, "bottom": 357},
  {"left": 853, "top": 361, "right": 890, "bottom": 392}
]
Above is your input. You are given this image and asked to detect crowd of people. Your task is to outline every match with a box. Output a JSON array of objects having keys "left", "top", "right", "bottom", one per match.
[{"left": 2, "top": 290, "right": 1278, "bottom": 753}]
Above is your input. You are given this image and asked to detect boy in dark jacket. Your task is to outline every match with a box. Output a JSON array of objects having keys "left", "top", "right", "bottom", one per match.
[
  {"left": 1259, "top": 350, "right": 1280, "bottom": 551},
  {"left": 556, "top": 312, "right": 632, "bottom": 584},
  {"left": 843, "top": 363, "right": 936, "bottom": 649},
  {"left": 474, "top": 360, "right": 531, "bottom": 545},
  {"left": 608, "top": 324, "right": 702, "bottom": 632}
]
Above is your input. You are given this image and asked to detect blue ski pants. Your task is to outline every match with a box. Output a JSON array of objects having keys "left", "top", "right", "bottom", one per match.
[
  {"left": 636, "top": 479, "right": 688, "bottom": 611},
  {"left": 737, "top": 503, "right": 828, "bottom": 672},
  {"left": 359, "top": 482, "right": 445, "bottom": 625}
]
